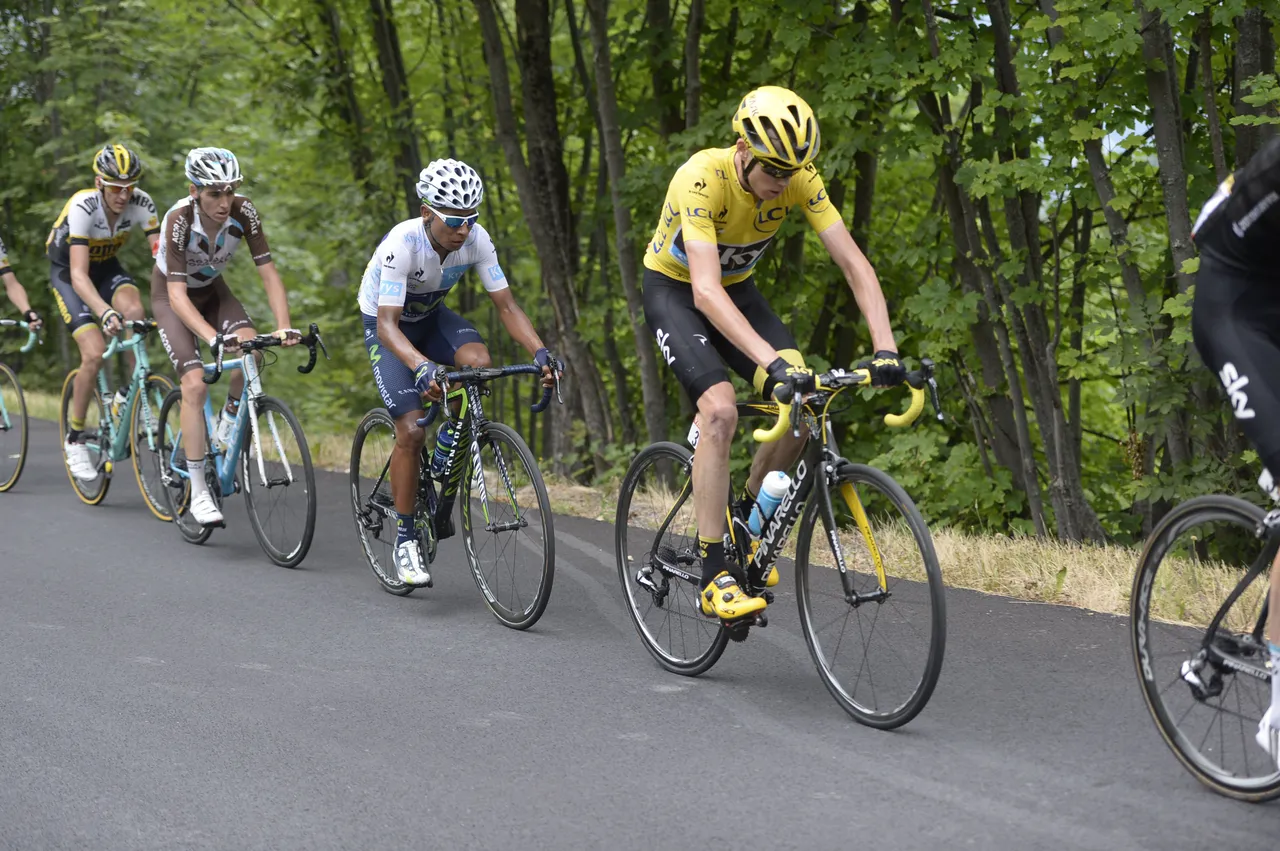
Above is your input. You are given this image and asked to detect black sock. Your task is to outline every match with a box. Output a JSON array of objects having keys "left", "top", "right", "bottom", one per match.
[
  {"left": 67, "top": 428, "right": 83, "bottom": 444},
  {"left": 698, "top": 535, "right": 725, "bottom": 587},
  {"left": 395, "top": 511, "right": 416, "bottom": 545}
]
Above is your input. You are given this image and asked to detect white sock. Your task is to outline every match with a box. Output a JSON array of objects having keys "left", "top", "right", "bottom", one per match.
[
  {"left": 187, "top": 456, "right": 210, "bottom": 500},
  {"left": 1269, "top": 641, "right": 1280, "bottom": 728}
]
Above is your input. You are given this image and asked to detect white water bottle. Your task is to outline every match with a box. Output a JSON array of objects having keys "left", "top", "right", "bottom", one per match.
[{"left": 748, "top": 471, "right": 792, "bottom": 536}]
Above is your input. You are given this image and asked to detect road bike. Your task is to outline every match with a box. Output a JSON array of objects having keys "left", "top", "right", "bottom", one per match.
[
  {"left": 350, "top": 363, "right": 559, "bottom": 629},
  {"left": 0, "top": 318, "right": 40, "bottom": 492},
  {"left": 155, "top": 324, "right": 327, "bottom": 567},
  {"left": 616, "top": 361, "right": 946, "bottom": 728}
]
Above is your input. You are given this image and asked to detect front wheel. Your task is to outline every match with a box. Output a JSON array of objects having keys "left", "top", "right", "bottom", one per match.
[
  {"left": 240, "top": 395, "right": 316, "bottom": 568},
  {"left": 460, "top": 421, "right": 554, "bottom": 629},
  {"left": 1131, "top": 494, "right": 1280, "bottom": 802},
  {"left": 795, "top": 463, "right": 945, "bottom": 728},
  {"left": 131, "top": 373, "right": 176, "bottom": 521},
  {"left": 58, "top": 367, "right": 111, "bottom": 505},
  {"left": 157, "top": 388, "right": 214, "bottom": 545},
  {"left": 0, "top": 363, "right": 29, "bottom": 492}
]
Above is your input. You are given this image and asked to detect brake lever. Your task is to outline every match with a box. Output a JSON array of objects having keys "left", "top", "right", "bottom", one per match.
[
  {"left": 310, "top": 323, "right": 330, "bottom": 360},
  {"left": 553, "top": 358, "right": 564, "bottom": 405}
]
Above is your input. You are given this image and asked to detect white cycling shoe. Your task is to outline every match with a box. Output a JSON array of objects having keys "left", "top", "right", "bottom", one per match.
[
  {"left": 1256, "top": 708, "right": 1280, "bottom": 771},
  {"left": 189, "top": 490, "right": 224, "bottom": 526},
  {"left": 395, "top": 539, "right": 433, "bottom": 587},
  {"left": 63, "top": 440, "right": 97, "bottom": 482}
]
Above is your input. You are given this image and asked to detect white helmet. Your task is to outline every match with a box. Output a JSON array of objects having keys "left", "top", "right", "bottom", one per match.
[
  {"left": 417, "top": 159, "right": 484, "bottom": 210},
  {"left": 185, "top": 147, "right": 242, "bottom": 187}
]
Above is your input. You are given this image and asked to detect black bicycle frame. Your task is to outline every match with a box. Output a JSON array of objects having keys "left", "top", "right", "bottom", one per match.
[{"left": 1196, "top": 515, "right": 1279, "bottom": 680}]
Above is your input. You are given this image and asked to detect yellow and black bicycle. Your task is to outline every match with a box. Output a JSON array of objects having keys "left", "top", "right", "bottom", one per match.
[{"left": 615, "top": 359, "right": 946, "bottom": 728}]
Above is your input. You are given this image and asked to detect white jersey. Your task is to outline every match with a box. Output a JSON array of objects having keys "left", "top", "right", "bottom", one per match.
[
  {"left": 357, "top": 218, "right": 508, "bottom": 322},
  {"left": 154, "top": 195, "right": 273, "bottom": 289}
]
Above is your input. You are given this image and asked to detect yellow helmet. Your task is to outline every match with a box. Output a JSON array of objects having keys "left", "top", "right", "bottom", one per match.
[
  {"left": 92, "top": 143, "right": 143, "bottom": 182},
  {"left": 732, "top": 86, "right": 820, "bottom": 171}
]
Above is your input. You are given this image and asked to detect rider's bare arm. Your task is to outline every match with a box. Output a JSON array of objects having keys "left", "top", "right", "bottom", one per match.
[
  {"left": 686, "top": 240, "right": 778, "bottom": 368},
  {"left": 818, "top": 223, "right": 897, "bottom": 353}
]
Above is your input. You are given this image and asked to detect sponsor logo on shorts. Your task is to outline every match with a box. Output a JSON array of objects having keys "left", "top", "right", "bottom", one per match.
[
  {"left": 656, "top": 328, "right": 675, "bottom": 365},
  {"left": 1219, "top": 362, "right": 1257, "bottom": 420}
]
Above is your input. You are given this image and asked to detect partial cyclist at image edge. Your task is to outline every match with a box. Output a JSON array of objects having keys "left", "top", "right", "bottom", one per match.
[
  {"left": 358, "top": 157, "right": 560, "bottom": 588},
  {"left": 641, "top": 84, "right": 907, "bottom": 621},
  {"left": 1189, "top": 134, "right": 1280, "bottom": 770},
  {"left": 151, "top": 146, "right": 301, "bottom": 527},
  {"left": 1, "top": 235, "right": 44, "bottom": 334},
  {"left": 48, "top": 143, "right": 159, "bottom": 483}
]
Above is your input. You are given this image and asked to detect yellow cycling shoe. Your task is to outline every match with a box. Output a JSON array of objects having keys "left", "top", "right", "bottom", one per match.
[{"left": 700, "top": 572, "right": 768, "bottom": 620}]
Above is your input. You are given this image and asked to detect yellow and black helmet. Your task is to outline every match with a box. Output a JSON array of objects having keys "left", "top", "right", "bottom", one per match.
[
  {"left": 92, "top": 143, "right": 143, "bottom": 182},
  {"left": 732, "top": 86, "right": 820, "bottom": 171}
]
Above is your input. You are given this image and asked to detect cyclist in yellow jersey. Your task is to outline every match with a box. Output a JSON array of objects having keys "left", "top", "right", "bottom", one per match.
[
  {"left": 642, "top": 86, "right": 906, "bottom": 621},
  {"left": 0, "top": 236, "right": 43, "bottom": 332}
]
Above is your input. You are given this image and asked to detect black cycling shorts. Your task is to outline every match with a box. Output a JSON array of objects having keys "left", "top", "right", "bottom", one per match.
[
  {"left": 362, "top": 307, "right": 486, "bottom": 419},
  {"left": 641, "top": 268, "right": 801, "bottom": 404},
  {"left": 49, "top": 257, "right": 137, "bottom": 334},
  {"left": 1192, "top": 253, "right": 1280, "bottom": 498}
]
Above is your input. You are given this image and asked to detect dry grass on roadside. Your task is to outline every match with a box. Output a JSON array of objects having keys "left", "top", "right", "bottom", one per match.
[{"left": 23, "top": 389, "right": 1210, "bottom": 619}]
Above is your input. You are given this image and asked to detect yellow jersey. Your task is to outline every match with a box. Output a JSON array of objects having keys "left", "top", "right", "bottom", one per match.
[{"left": 644, "top": 146, "right": 843, "bottom": 285}]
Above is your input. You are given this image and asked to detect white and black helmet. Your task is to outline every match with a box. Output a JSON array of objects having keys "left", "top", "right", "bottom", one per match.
[
  {"left": 185, "top": 147, "right": 242, "bottom": 187},
  {"left": 417, "top": 159, "right": 484, "bottom": 210}
]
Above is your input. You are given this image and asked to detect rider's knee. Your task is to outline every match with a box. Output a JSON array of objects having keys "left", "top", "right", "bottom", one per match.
[
  {"left": 456, "top": 345, "right": 491, "bottom": 369},
  {"left": 697, "top": 394, "right": 738, "bottom": 443},
  {"left": 180, "top": 369, "right": 207, "bottom": 400},
  {"left": 396, "top": 417, "right": 427, "bottom": 451}
]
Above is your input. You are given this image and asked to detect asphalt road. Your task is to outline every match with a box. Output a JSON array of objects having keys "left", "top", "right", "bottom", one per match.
[{"left": 1, "top": 418, "right": 1277, "bottom": 850}]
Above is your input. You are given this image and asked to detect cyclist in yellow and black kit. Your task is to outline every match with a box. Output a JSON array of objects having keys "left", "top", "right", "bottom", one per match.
[
  {"left": 642, "top": 86, "right": 905, "bottom": 621},
  {"left": 0, "top": 236, "right": 42, "bottom": 332},
  {"left": 47, "top": 143, "right": 160, "bottom": 482}
]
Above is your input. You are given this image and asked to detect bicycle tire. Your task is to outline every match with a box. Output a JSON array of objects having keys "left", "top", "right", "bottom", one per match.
[
  {"left": 0, "top": 363, "right": 28, "bottom": 492},
  {"left": 157, "top": 388, "right": 214, "bottom": 545},
  {"left": 1131, "top": 494, "right": 1280, "bottom": 802},
  {"left": 240, "top": 395, "right": 316, "bottom": 567},
  {"left": 460, "top": 421, "right": 554, "bottom": 630},
  {"left": 795, "top": 463, "right": 946, "bottom": 728},
  {"left": 131, "top": 373, "right": 176, "bottom": 521},
  {"left": 350, "top": 407, "right": 415, "bottom": 596},
  {"left": 58, "top": 367, "right": 111, "bottom": 505},
  {"left": 615, "top": 441, "right": 728, "bottom": 676}
]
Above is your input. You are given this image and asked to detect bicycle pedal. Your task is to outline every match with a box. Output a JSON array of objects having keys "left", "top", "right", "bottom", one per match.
[
  {"left": 754, "top": 612, "right": 768, "bottom": 628},
  {"left": 759, "top": 590, "right": 775, "bottom": 605}
]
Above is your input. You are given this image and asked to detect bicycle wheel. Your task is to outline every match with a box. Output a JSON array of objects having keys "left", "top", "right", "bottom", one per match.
[
  {"left": 131, "top": 373, "right": 176, "bottom": 521},
  {"left": 157, "top": 389, "right": 214, "bottom": 545},
  {"left": 795, "top": 463, "right": 946, "bottom": 728},
  {"left": 615, "top": 441, "right": 728, "bottom": 676},
  {"left": 459, "top": 421, "right": 554, "bottom": 629},
  {"left": 58, "top": 367, "right": 111, "bottom": 504},
  {"left": 349, "top": 408, "right": 415, "bottom": 596},
  {"left": 0, "top": 363, "right": 28, "bottom": 492},
  {"left": 1131, "top": 494, "right": 1280, "bottom": 802},
  {"left": 240, "top": 395, "right": 316, "bottom": 567}
]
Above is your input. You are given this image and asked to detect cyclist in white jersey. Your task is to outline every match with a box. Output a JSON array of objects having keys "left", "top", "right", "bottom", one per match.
[
  {"left": 151, "top": 147, "right": 299, "bottom": 527},
  {"left": 1, "top": 236, "right": 42, "bottom": 332},
  {"left": 359, "top": 158, "right": 559, "bottom": 586},
  {"left": 48, "top": 144, "right": 160, "bottom": 481}
]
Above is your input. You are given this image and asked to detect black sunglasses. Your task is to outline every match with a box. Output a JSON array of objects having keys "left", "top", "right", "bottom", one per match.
[{"left": 755, "top": 159, "right": 800, "bottom": 179}]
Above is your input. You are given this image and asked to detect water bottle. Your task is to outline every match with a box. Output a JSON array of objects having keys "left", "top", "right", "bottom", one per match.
[
  {"left": 748, "top": 471, "right": 792, "bottom": 536},
  {"left": 430, "top": 421, "right": 459, "bottom": 479}
]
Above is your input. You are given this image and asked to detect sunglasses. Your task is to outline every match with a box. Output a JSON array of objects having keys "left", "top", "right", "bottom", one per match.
[
  {"left": 755, "top": 159, "right": 799, "bottom": 180},
  {"left": 426, "top": 205, "right": 479, "bottom": 229},
  {"left": 101, "top": 181, "right": 137, "bottom": 194}
]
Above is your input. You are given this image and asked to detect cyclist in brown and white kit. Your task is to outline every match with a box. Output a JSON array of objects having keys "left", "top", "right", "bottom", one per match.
[{"left": 151, "top": 147, "right": 299, "bottom": 526}]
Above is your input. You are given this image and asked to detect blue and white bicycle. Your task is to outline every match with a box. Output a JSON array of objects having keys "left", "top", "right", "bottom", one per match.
[
  {"left": 0, "top": 318, "right": 40, "bottom": 492},
  {"left": 155, "top": 324, "right": 327, "bottom": 567}
]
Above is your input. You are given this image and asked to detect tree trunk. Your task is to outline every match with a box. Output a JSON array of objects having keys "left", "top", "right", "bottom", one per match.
[
  {"left": 1234, "top": 6, "right": 1277, "bottom": 168},
  {"left": 584, "top": 0, "right": 670, "bottom": 444},
  {"left": 1199, "top": 14, "right": 1229, "bottom": 183},
  {"left": 317, "top": 0, "right": 374, "bottom": 197},
  {"left": 474, "top": 0, "right": 613, "bottom": 477},
  {"left": 1135, "top": 0, "right": 1195, "bottom": 294},
  {"left": 368, "top": 0, "right": 422, "bottom": 216},
  {"left": 684, "top": 0, "right": 705, "bottom": 129},
  {"left": 646, "top": 0, "right": 682, "bottom": 138}
]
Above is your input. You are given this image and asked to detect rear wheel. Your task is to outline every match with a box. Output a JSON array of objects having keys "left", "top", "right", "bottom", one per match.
[
  {"left": 0, "top": 363, "right": 28, "bottom": 492},
  {"left": 1131, "top": 495, "right": 1280, "bottom": 802},
  {"left": 58, "top": 367, "right": 111, "bottom": 504},
  {"left": 131, "top": 373, "right": 176, "bottom": 521},
  {"left": 240, "top": 395, "right": 316, "bottom": 567},
  {"left": 615, "top": 441, "right": 728, "bottom": 676},
  {"left": 157, "top": 389, "right": 214, "bottom": 545},
  {"left": 350, "top": 408, "right": 414, "bottom": 596}
]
